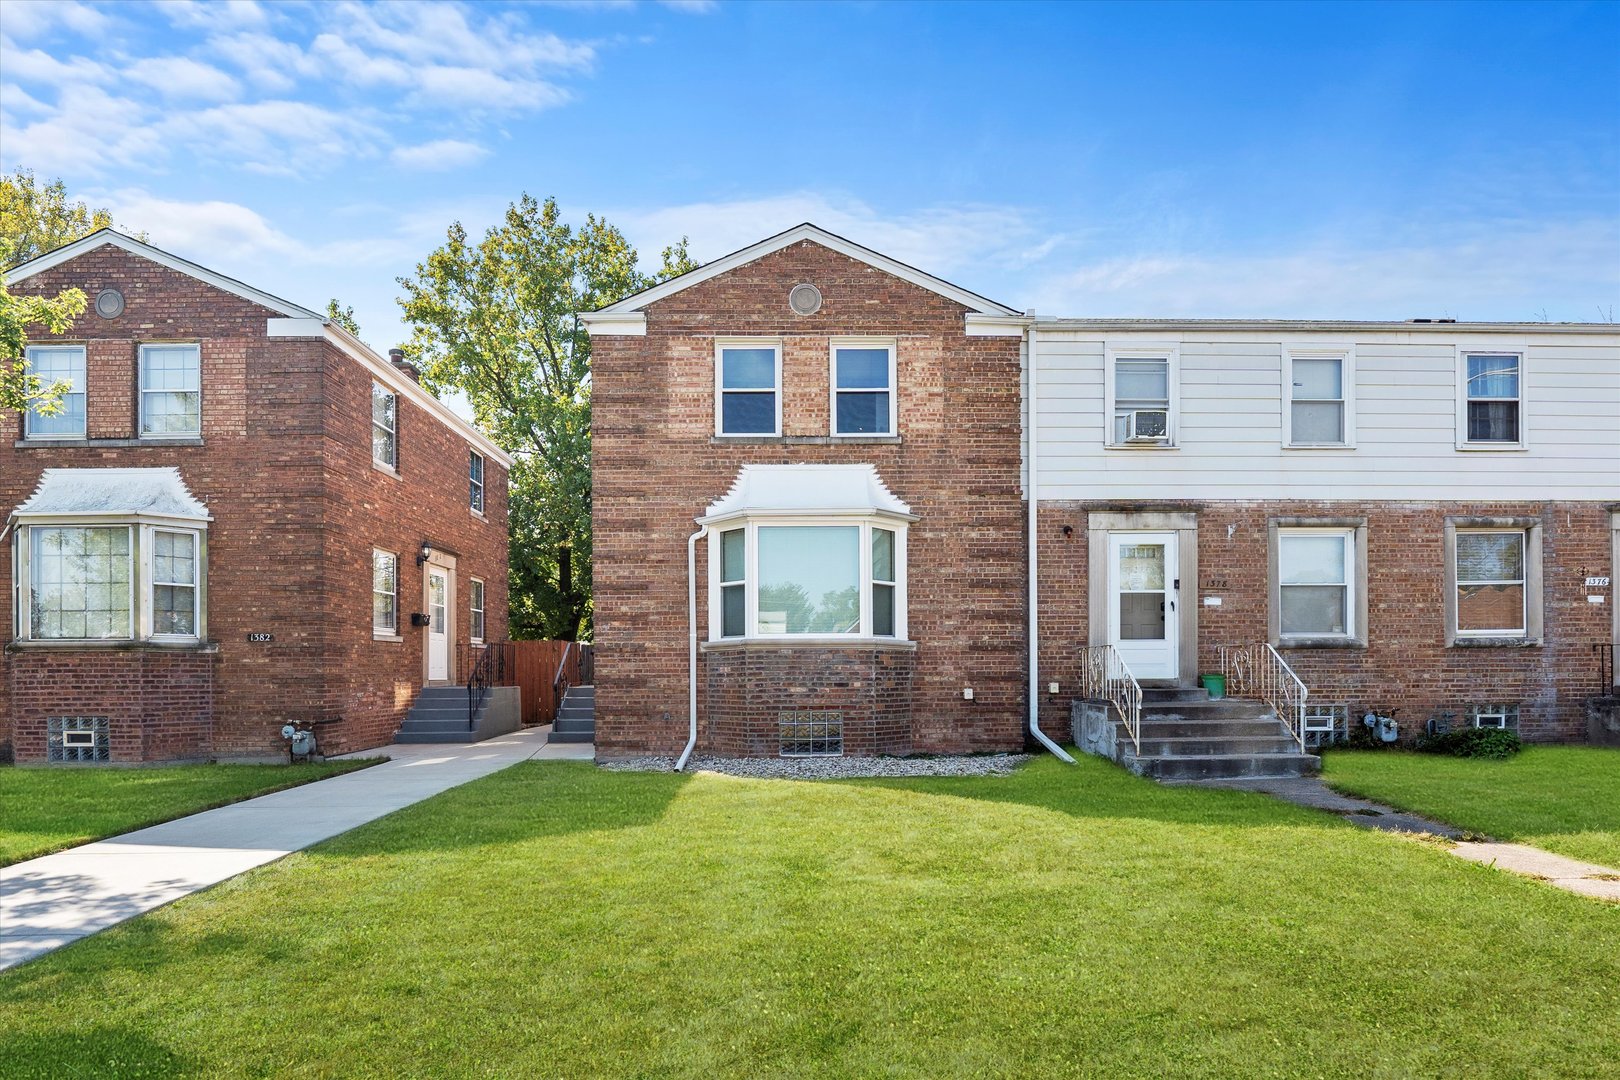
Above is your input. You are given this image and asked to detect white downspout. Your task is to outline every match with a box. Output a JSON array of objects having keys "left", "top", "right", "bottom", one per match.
[
  {"left": 678, "top": 525, "right": 708, "bottom": 771},
  {"left": 1028, "top": 323, "right": 1075, "bottom": 763}
]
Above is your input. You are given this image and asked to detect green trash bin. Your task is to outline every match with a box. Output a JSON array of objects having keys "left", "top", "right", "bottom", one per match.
[{"left": 1200, "top": 673, "right": 1226, "bottom": 699}]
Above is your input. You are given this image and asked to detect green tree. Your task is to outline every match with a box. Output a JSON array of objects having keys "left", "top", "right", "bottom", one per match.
[
  {"left": 398, "top": 194, "right": 696, "bottom": 640},
  {"left": 1, "top": 286, "right": 87, "bottom": 413},
  {"left": 325, "top": 299, "right": 361, "bottom": 336},
  {"left": 0, "top": 168, "right": 144, "bottom": 266}
]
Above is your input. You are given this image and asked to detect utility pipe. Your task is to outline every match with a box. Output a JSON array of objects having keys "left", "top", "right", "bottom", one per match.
[
  {"left": 678, "top": 524, "right": 709, "bottom": 771},
  {"left": 1027, "top": 323, "right": 1075, "bottom": 763}
]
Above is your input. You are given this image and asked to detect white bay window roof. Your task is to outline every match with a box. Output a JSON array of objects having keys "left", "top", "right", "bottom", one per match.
[
  {"left": 699, "top": 464, "right": 916, "bottom": 524},
  {"left": 15, "top": 468, "right": 211, "bottom": 525}
]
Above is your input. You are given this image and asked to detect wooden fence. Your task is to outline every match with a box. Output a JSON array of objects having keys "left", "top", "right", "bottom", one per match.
[{"left": 510, "top": 640, "right": 582, "bottom": 726}]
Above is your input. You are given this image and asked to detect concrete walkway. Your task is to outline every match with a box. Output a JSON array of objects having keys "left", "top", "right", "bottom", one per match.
[
  {"left": 1, "top": 727, "right": 593, "bottom": 971},
  {"left": 1192, "top": 775, "right": 1620, "bottom": 902}
]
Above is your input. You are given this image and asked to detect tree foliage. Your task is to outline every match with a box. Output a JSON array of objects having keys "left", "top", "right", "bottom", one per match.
[
  {"left": 325, "top": 299, "right": 361, "bottom": 336},
  {"left": 1, "top": 286, "right": 86, "bottom": 413},
  {"left": 397, "top": 194, "right": 696, "bottom": 640},
  {"left": 0, "top": 168, "right": 143, "bottom": 267}
]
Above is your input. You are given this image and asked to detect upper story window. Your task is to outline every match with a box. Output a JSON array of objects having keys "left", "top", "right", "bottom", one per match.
[
  {"left": 469, "top": 451, "right": 485, "bottom": 514},
  {"left": 831, "top": 342, "right": 896, "bottom": 437},
  {"left": 371, "top": 382, "right": 397, "bottom": 469},
  {"left": 1459, "top": 351, "right": 1524, "bottom": 449},
  {"left": 469, "top": 578, "right": 486, "bottom": 642},
  {"left": 1106, "top": 346, "right": 1177, "bottom": 447},
  {"left": 713, "top": 520, "right": 905, "bottom": 640},
  {"left": 372, "top": 550, "right": 398, "bottom": 635},
  {"left": 20, "top": 523, "right": 205, "bottom": 643},
  {"left": 138, "top": 344, "right": 201, "bottom": 438},
  {"left": 23, "top": 345, "right": 86, "bottom": 439},
  {"left": 1284, "top": 349, "right": 1355, "bottom": 448},
  {"left": 715, "top": 342, "right": 781, "bottom": 437}
]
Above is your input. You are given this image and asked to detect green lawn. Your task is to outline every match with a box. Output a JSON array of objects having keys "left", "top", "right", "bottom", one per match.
[
  {"left": 0, "top": 760, "right": 375, "bottom": 866},
  {"left": 1323, "top": 746, "right": 1620, "bottom": 868},
  {"left": 2, "top": 757, "right": 1617, "bottom": 1078}
]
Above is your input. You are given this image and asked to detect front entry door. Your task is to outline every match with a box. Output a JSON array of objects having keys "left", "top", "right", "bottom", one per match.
[
  {"left": 427, "top": 567, "right": 449, "bottom": 683},
  {"left": 1108, "top": 532, "right": 1179, "bottom": 680}
]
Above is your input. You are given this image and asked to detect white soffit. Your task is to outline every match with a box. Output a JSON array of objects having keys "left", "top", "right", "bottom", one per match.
[
  {"left": 16, "top": 467, "right": 211, "bottom": 522},
  {"left": 700, "top": 464, "right": 916, "bottom": 523}
]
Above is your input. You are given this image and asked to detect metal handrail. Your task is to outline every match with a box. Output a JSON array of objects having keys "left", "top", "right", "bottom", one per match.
[
  {"left": 1595, "top": 643, "right": 1617, "bottom": 693},
  {"left": 467, "top": 643, "right": 508, "bottom": 731},
  {"left": 1079, "top": 644, "right": 1143, "bottom": 752},
  {"left": 551, "top": 640, "right": 575, "bottom": 722},
  {"left": 1218, "top": 643, "right": 1308, "bottom": 751}
]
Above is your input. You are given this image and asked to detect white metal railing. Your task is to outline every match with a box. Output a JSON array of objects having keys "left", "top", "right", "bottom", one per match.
[
  {"left": 1079, "top": 644, "right": 1143, "bottom": 752},
  {"left": 1218, "top": 643, "right": 1308, "bottom": 751}
]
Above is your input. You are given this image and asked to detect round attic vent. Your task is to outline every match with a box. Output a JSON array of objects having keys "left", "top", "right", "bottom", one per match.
[
  {"left": 94, "top": 288, "right": 125, "bottom": 319},
  {"left": 788, "top": 283, "right": 822, "bottom": 316}
]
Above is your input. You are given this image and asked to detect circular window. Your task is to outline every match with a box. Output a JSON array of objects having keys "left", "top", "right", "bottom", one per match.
[
  {"left": 788, "top": 283, "right": 822, "bottom": 316},
  {"left": 94, "top": 288, "right": 125, "bottom": 319}
]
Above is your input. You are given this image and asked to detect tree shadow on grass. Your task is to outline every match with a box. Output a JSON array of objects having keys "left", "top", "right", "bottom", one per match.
[{"left": 0, "top": 1026, "right": 203, "bottom": 1079}]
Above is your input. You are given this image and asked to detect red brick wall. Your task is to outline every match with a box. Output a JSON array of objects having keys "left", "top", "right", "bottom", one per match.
[
  {"left": 592, "top": 239, "right": 1027, "bottom": 756},
  {"left": 704, "top": 644, "right": 915, "bottom": 755},
  {"left": 1037, "top": 500, "right": 1613, "bottom": 742},
  {"left": 7, "top": 650, "right": 217, "bottom": 761},
  {"left": 2, "top": 243, "right": 508, "bottom": 762}
]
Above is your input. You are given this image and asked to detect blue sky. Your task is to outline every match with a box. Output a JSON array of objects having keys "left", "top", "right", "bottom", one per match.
[{"left": 2, "top": 0, "right": 1617, "bottom": 352}]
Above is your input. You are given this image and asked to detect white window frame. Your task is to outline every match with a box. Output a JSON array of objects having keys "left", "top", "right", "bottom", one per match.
[
  {"left": 714, "top": 340, "right": 783, "bottom": 438},
  {"left": 1276, "top": 527, "right": 1357, "bottom": 643},
  {"left": 1451, "top": 528, "right": 1528, "bottom": 638},
  {"left": 469, "top": 577, "right": 485, "bottom": 643},
  {"left": 372, "top": 549, "right": 399, "bottom": 637},
  {"left": 1282, "top": 345, "right": 1356, "bottom": 449},
  {"left": 469, "top": 451, "right": 485, "bottom": 515},
  {"left": 15, "top": 521, "right": 207, "bottom": 644},
  {"left": 1471, "top": 704, "right": 1519, "bottom": 730},
  {"left": 707, "top": 514, "right": 908, "bottom": 643},
  {"left": 1456, "top": 347, "right": 1528, "bottom": 451},
  {"left": 23, "top": 345, "right": 87, "bottom": 440},
  {"left": 828, "top": 338, "right": 898, "bottom": 438},
  {"left": 1104, "top": 343, "right": 1179, "bottom": 448},
  {"left": 372, "top": 382, "right": 398, "bottom": 471},
  {"left": 137, "top": 343, "right": 202, "bottom": 439}
]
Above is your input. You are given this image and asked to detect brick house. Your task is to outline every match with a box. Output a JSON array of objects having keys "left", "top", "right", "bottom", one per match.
[
  {"left": 2, "top": 230, "right": 511, "bottom": 764},
  {"left": 585, "top": 223, "right": 1620, "bottom": 764}
]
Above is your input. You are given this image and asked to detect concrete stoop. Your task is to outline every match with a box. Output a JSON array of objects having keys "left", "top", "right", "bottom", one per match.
[
  {"left": 1073, "top": 688, "right": 1321, "bottom": 781},
  {"left": 395, "top": 685, "right": 521, "bottom": 744},
  {"left": 549, "top": 685, "right": 595, "bottom": 743}
]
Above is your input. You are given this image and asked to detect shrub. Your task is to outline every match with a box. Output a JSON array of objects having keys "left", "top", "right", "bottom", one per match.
[{"left": 1416, "top": 727, "right": 1522, "bottom": 759}]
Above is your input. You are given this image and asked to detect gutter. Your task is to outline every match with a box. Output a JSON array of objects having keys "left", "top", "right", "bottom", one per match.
[
  {"left": 1027, "top": 323, "right": 1075, "bottom": 763},
  {"left": 678, "top": 525, "right": 708, "bottom": 771}
]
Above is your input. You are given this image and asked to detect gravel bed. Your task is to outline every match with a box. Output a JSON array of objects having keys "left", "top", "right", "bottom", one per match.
[{"left": 598, "top": 753, "right": 1033, "bottom": 780}]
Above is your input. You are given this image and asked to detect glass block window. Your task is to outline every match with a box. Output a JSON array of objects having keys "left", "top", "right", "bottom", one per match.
[
  {"left": 1471, "top": 704, "right": 1519, "bottom": 730},
  {"left": 372, "top": 382, "right": 397, "bottom": 469},
  {"left": 779, "top": 711, "right": 843, "bottom": 757},
  {"left": 150, "top": 529, "right": 198, "bottom": 637},
  {"left": 23, "top": 345, "right": 87, "bottom": 438},
  {"left": 29, "top": 526, "right": 133, "bottom": 640},
  {"left": 139, "top": 344, "right": 202, "bottom": 437},
  {"left": 49, "top": 717, "right": 110, "bottom": 763},
  {"left": 1302, "top": 704, "right": 1349, "bottom": 749}
]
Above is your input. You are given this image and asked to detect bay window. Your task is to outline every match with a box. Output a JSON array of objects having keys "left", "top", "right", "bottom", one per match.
[
  {"left": 18, "top": 523, "right": 206, "bottom": 643},
  {"left": 710, "top": 518, "right": 906, "bottom": 641}
]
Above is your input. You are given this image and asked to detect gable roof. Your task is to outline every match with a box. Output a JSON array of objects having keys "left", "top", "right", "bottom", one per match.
[
  {"left": 3, "top": 229, "right": 323, "bottom": 320},
  {"left": 593, "top": 222, "right": 1021, "bottom": 318}
]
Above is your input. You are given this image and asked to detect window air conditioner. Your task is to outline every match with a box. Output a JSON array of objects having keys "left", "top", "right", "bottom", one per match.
[{"left": 1125, "top": 409, "right": 1170, "bottom": 443}]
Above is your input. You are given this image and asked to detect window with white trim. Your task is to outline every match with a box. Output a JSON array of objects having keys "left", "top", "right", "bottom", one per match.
[
  {"left": 1285, "top": 349, "right": 1353, "bottom": 447},
  {"left": 372, "top": 550, "right": 398, "bottom": 634},
  {"left": 469, "top": 451, "right": 485, "bottom": 513},
  {"left": 372, "top": 382, "right": 397, "bottom": 469},
  {"left": 1471, "top": 703, "right": 1519, "bottom": 730},
  {"left": 1278, "top": 529, "right": 1355, "bottom": 639},
  {"left": 1106, "top": 347, "right": 1177, "bottom": 446},
  {"left": 1459, "top": 351, "right": 1523, "bottom": 447},
  {"left": 138, "top": 344, "right": 201, "bottom": 437},
  {"left": 711, "top": 518, "right": 906, "bottom": 640},
  {"left": 19, "top": 523, "right": 205, "bottom": 643},
  {"left": 715, "top": 343, "right": 780, "bottom": 436},
  {"left": 831, "top": 342, "right": 896, "bottom": 436},
  {"left": 23, "top": 345, "right": 86, "bottom": 439},
  {"left": 469, "top": 577, "right": 485, "bottom": 642},
  {"left": 1454, "top": 530, "right": 1526, "bottom": 636}
]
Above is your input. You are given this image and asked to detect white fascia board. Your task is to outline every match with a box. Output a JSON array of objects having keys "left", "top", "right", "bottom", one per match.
[
  {"left": 596, "top": 223, "right": 1021, "bottom": 317},
  {"left": 310, "top": 323, "right": 516, "bottom": 469},
  {"left": 1032, "top": 317, "right": 1619, "bottom": 337},
  {"left": 579, "top": 312, "right": 647, "bottom": 336},
  {"left": 965, "top": 314, "right": 1031, "bottom": 337},
  {"left": 5, "top": 230, "right": 322, "bottom": 320}
]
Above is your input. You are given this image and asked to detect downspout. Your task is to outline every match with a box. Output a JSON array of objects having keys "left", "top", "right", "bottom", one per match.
[
  {"left": 678, "top": 524, "right": 709, "bottom": 771},
  {"left": 1027, "top": 323, "right": 1075, "bottom": 763}
]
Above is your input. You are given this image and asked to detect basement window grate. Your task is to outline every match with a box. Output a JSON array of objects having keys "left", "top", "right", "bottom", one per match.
[
  {"left": 1471, "top": 703, "right": 1519, "bottom": 731},
  {"left": 49, "top": 717, "right": 110, "bottom": 763},
  {"left": 779, "top": 711, "right": 843, "bottom": 757},
  {"left": 1302, "top": 704, "right": 1349, "bottom": 749}
]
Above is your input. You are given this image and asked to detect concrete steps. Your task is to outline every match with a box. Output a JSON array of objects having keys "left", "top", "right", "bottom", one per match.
[
  {"left": 395, "top": 685, "right": 521, "bottom": 744},
  {"left": 549, "top": 685, "right": 595, "bottom": 744},
  {"left": 1073, "top": 688, "right": 1320, "bottom": 781}
]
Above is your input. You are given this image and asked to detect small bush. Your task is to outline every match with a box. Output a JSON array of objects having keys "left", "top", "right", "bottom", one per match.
[{"left": 1416, "top": 727, "right": 1522, "bottom": 759}]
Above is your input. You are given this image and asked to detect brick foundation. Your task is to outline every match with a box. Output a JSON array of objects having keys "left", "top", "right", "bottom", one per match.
[{"left": 702, "top": 643, "right": 916, "bottom": 756}]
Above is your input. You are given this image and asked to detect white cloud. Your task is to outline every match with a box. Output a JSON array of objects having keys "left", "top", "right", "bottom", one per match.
[
  {"left": 156, "top": 100, "right": 384, "bottom": 176},
  {"left": 0, "top": 1, "right": 110, "bottom": 41},
  {"left": 206, "top": 32, "right": 319, "bottom": 92},
  {"left": 390, "top": 138, "right": 490, "bottom": 171},
  {"left": 0, "top": 37, "right": 113, "bottom": 87},
  {"left": 0, "top": 85, "right": 158, "bottom": 174},
  {"left": 98, "top": 189, "right": 305, "bottom": 260},
  {"left": 153, "top": 0, "right": 268, "bottom": 32},
  {"left": 658, "top": 0, "right": 718, "bottom": 12},
  {"left": 124, "top": 56, "right": 241, "bottom": 102}
]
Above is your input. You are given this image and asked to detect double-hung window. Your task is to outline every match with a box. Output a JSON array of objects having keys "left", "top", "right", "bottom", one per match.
[
  {"left": 372, "top": 382, "right": 397, "bottom": 469},
  {"left": 1459, "top": 351, "right": 1524, "bottom": 448},
  {"left": 139, "top": 344, "right": 201, "bottom": 437},
  {"left": 149, "top": 529, "right": 200, "bottom": 638},
  {"left": 372, "top": 550, "right": 399, "bottom": 635},
  {"left": 1278, "top": 530, "right": 1353, "bottom": 639},
  {"left": 715, "top": 343, "right": 780, "bottom": 437},
  {"left": 831, "top": 342, "right": 896, "bottom": 436},
  {"left": 1106, "top": 346, "right": 1177, "bottom": 446},
  {"left": 712, "top": 519, "right": 906, "bottom": 640},
  {"left": 469, "top": 451, "right": 485, "bottom": 514},
  {"left": 469, "top": 578, "right": 486, "bottom": 642},
  {"left": 1454, "top": 531, "right": 1526, "bottom": 636},
  {"left": 1285, "top": 349, "right": 1354, "bottom": 447},
  {"left": 23, "top": 345, "right": 87, "bottom": 439}
]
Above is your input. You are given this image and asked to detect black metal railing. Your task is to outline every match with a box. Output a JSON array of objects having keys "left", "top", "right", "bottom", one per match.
[
  {"left": 578, "top": 642, "right": 595, "bottom": 687},
  {"left": 550, "top": 641, "right": 575, "bottom": 723},
  {"left": 466, "top": 642, "right": 515, "bottom": 730},
  {"left": 1597, "top": 643, "right": 1618, "bottom": 695}
]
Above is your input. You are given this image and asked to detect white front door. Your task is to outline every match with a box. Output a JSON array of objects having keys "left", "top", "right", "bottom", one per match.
[
  {"left": 427, "top": 567, "right": 449, "bottom": 682},
  {"left": 1108, "top": 532, "right": 1179, "bottom": 680}
]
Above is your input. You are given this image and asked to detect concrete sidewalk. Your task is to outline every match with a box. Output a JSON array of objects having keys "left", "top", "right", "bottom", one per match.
[{"left": 1, "top": 727, "right": 593, "bottom": 971}]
